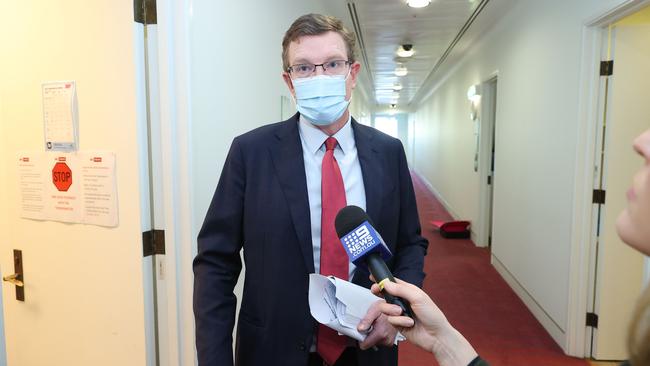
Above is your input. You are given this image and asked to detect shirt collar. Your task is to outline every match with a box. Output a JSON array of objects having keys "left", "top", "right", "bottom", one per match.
[{"left": 298, "top": 114, "right": 354, "bottom": 155}]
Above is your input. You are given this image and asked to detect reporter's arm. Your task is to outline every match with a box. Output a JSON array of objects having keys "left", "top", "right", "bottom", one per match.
[{"left": 372, "top": 279, "right": 481, "bottom": 366}]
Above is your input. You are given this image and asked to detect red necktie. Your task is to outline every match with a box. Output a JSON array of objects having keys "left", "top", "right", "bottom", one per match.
[{"left": 317, "top": 137, "right": 348, "bottom": 365}]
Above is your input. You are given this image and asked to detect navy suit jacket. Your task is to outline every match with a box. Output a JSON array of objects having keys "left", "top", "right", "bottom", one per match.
[{"left": 194, "top": 113, "right": 428, "bottom": 366}]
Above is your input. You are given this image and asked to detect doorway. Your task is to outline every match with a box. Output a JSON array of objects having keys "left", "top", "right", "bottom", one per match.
[
  {"left": 585, "top": 3, "right": 650, "bottom": 361},
  {"left": 478, "top": 76, "right": 498, "bottom": 249}
]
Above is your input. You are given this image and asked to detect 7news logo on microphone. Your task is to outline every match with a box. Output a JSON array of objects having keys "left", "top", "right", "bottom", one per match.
[{"left": 339, "top": 221, "right": 392, "bottom": 267}]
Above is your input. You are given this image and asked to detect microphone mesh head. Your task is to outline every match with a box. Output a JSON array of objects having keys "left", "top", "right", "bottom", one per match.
[{"left": 334, "top": 205, "right": 373, "bottom": 238}]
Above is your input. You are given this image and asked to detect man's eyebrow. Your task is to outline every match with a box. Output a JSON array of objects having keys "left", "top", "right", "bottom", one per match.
[
  {"left": 291, "top": 54, "right": 347, "bottom": 65},
  {"left": 291, "top": 58, "right": 312, "bottom": 65}
]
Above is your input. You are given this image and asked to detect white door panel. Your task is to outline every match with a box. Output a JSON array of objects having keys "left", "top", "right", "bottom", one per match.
[
  {"left": 593, "top": 22, "right": 650, "bottom": 360},
  {"left": 0, "top": 2, "right": 152, "bottom": 365}
]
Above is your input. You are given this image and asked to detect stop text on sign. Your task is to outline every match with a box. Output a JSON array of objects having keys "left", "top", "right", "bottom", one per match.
[{"left": 52, "top": 162, "right": 73, "bottom": 192}]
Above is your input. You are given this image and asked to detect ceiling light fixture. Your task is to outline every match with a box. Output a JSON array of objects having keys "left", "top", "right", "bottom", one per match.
[
  {"left": 393, "top": 84, "right": 403, "bottom": 91},
  {"left": 406, "top": 0, "right": 431, "bottom": 8},
  {"left": 396, "top": 44, "right": 415, "bottom": 58},
  {"left": 394, "top": 65, "right": 408, "bottom": 77}
]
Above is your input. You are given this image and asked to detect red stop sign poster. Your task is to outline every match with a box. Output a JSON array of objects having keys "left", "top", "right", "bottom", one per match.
[{"left": 52, "top": 162, "right": 72, "bottom": 192}]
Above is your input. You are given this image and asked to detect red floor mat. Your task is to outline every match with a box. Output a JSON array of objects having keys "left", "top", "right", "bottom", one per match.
[{"left": 398, "top": 172, "right": 587, "bottom": 366}]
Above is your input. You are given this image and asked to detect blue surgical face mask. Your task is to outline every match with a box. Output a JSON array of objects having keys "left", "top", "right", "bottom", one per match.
[{"left": 292, "top": 74, "right": 350, "bottom": 126}]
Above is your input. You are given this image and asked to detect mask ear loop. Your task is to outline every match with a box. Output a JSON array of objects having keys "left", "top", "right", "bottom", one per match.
[{"left": 344, "top": 62, "right": 353, "bottom": 81}]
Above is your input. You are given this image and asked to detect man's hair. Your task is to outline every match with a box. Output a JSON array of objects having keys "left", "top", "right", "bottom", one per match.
[{"left": 282, "top": 13, "right": 357, "bottom": 71}]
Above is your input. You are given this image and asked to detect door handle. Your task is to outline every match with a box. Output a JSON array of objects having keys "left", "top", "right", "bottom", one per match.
[
  {"left": 3, "top": 273, "right": 24, "bottom": 287},
  {"left": 7, "top": 250, "right": 25, "bottom": 301}
]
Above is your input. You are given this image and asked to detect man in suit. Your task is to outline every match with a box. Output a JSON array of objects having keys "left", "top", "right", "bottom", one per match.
[{"left": 193, "top": 13, "right": 428, "bottom": 366}]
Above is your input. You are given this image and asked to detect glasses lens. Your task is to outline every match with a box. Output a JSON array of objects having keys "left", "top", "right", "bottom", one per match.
[
  {"left": 324, "top": 60, "right": 349, "bottom": 75},
  {"left": 291, "top": 64, "right": 314, "bottom": 78}
]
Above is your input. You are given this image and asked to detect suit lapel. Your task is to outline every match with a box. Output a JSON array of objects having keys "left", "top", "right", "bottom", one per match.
[
  {"left": 269, "top": 114, "right": 315, "bottom": 274},
  {"left": 352, "top": 119, "right": 383, "bottom": 226}
]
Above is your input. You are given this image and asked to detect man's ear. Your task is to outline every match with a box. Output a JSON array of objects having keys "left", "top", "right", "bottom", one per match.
[
  {"left": 282, "top": 72, "right": 296, "bottom": 99},
  {"left": 349, "top": 62, "right": 361, "bottom": 89}
]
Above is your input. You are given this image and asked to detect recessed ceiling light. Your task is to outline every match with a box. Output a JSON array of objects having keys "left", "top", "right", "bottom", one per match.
[
  {"left": 406, "top": 0, "right": 431, "bottom": 8},
  {"left": 396, "top": 45, "right": 415, "bottom": 58},
  {"left": 394, "top": 65, "right": 408, "bottom": 77},
  {"left": 393, "top": 84, "right": 403, "bottom": 91}
]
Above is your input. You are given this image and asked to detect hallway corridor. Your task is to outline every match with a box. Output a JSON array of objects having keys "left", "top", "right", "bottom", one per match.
[{"left": 402, "top": 172, "right": 588, "bottom": 366}]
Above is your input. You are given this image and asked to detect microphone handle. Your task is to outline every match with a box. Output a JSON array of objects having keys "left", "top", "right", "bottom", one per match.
[{"left": 366, "top": 253, "right": 414, "bottom": 318}]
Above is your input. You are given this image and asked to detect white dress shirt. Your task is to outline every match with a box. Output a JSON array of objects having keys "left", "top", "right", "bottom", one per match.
[{"left": 298, "top": 114, "right": 367, "bottom": 281}]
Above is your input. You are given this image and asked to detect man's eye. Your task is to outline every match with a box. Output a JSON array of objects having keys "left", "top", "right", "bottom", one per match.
[
  {"left": 296, "top": 65, "right": 312, "bottom": 73},
  {"left": 327, "top": 61, "right": 341, "bottom": 69}
]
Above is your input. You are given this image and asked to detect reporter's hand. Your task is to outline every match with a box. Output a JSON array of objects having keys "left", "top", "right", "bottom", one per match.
[
  {"left": 357, "top": 300, "right": 398, "bottom": 350},
  {"left": 369, "top": 278, "right": 447, "bottom": 352},
  {"left": 370, "top": 277, "right": 478, "bottom": 366}
]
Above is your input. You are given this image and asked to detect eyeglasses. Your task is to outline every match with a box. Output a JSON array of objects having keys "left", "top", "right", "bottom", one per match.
[{"left": 287, "top": 60, "right": 351, "bottom": 78}]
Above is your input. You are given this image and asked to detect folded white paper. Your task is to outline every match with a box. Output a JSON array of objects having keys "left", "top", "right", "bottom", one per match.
[{"left": 308, "top": 274, "right": 405, "bottom": 344}]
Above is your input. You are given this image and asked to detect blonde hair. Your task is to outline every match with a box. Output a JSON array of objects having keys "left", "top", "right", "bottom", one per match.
[{"left": 628, "top": 284, "right": 650, "bottom": 365}]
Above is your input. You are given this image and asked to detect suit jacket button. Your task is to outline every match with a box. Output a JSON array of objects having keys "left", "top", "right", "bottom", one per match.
[{"left": 299, "top": 342, "right": 306, "bottom": 351}]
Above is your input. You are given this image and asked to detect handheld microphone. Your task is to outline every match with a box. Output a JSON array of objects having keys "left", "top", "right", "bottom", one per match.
[{"left": 335, "top": 205, "right": 414, "bottom": 318}]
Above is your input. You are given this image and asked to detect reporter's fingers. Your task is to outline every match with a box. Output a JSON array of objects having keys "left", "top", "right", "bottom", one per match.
[
  {"left": 371, "top": 283, "right": 381, "bottom": 296},
  {"left": 377, "top": 302, "right": 403, "bottom": 316},
  {"left": 380, "top": 279, "right": 426, "bottom": 304},
  {"left": 386, "top": 315, "right": 415, "bottom": 328}
]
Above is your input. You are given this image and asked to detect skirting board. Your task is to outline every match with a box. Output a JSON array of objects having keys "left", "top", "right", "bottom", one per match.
[{"left": 491, "top": 254, "right": 568, "bottom": 352}]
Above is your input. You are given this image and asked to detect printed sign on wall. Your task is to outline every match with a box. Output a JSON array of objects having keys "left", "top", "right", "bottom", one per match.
[{"left": 17, "top": 151, "right": 118, "bottom": 227}]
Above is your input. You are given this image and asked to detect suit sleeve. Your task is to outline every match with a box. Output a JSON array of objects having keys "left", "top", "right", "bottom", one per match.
[
  {"left": 193, "top": 138, "right": 245, "bottom": 366},
  {"left": 391, "top": 140, "right": 428, "bottom": 287}
]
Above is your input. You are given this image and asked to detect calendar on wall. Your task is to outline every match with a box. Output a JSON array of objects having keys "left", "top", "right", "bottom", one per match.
[{"left": 42, "top": 81, "right": 79, "bottom": 152}]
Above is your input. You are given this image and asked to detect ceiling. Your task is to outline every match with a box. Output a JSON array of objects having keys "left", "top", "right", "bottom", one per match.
[{"left": 346, "top": 0, "right": 486, "bottom": 107}]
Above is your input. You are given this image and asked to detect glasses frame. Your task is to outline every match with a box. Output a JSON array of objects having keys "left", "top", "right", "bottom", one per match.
[{"left": 287, "top": 60, "right": 351, "bottom": 78}]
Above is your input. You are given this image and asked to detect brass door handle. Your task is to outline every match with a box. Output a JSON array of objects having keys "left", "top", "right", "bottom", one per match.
[{"left": 3, "top": 274, "right": 24, "bottom": 287}]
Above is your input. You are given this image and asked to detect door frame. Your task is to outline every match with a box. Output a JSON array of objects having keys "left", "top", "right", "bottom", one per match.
[
  {"left": 569, "top": 0, "right": 650, "bottom": 357},
  {"left": 477, "top": 73, "right": 498, "bottom": 248},
  {"left": 152, "top": 0, "right": 196, "bottom": 365}
]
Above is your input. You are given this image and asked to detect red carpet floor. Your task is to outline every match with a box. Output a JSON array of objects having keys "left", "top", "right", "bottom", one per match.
[{"left": 398, "top": 173, "right": 588, "bottom": 366}]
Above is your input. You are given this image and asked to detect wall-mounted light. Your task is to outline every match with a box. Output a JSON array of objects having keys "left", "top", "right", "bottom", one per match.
[
  {"left": 392, "top": 84, "right": 403, "bottom": 91},
  {"left": 467, "top": 84, "right": 481, "bottom": 102},
  {"left": 396, "top": 44, "right": 415, "bottom": 58},
  {"left": 394, "top": 65, "right": 408, "bottom": 76},
  {"left": 406, "top": 0, "right": 432, "bottom": 8},
  {"left": 467, "top": 84, "right": 481, "bottom": 120}
]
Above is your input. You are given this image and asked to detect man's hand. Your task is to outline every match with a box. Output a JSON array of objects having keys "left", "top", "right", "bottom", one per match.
[{"left": 357, "top": 300, "right": 399, "bottom": 350}]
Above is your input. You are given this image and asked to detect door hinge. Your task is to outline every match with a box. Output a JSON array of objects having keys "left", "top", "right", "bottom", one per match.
[
  {"left": 134, "top": 0, "right": 157, "bottom": 25},
  {"left": 592, "top": 189, "right": 606, "bottom": 204},
  {"left": 600, "top": 60, "right": 613, "bottom": 76},
  {"left": 586, "top": 312, "right": 599, "bottom": 328},
  {"left": 143, "top": 229, "right": 165, "bottom": 257},
  {"left": 487, "top": 175, "right": 492, "bottom": 185}
]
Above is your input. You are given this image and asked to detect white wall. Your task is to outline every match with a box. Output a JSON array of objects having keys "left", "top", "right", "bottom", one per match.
[{"left": 411, "top": 0, "right": 631, "bottom": 350}]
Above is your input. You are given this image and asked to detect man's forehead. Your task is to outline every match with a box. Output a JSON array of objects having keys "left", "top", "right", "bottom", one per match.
[{"left": 288, "top": 32, "right": 347, "bottom": 63}]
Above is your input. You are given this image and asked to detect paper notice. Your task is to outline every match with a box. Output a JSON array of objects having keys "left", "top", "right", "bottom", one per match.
[
  {"left": 79, "top": 152, "right": 118, "bottom": 227},
  {"left": 18, "top": 153, "right": 47, "bottom": 220},
  {"left": 42, "top": 81, "right": 78, "bottom": 152},
  {"left": 44, "top": 154, "right": 82, "bottom": 223},
  {"left": 18, "top": 151, "right": 119, "bottom": 227}
]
